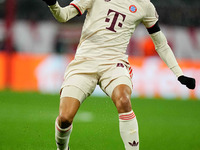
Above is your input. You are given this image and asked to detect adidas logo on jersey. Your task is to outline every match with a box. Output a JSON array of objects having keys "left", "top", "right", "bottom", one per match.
[{"left": 105, "top": 0, "right": 111, "bottom": 2}]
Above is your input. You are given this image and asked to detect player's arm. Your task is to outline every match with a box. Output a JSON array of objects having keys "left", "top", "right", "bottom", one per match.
[
  {"left": 147, "top": 22, "right": 183, "bottom": 78},
  {"left": 42, "top": 0, "right": 93, "bottom": 22},
  {"left": 42, "top": 0, "right": 79, "bottom": 22},
  {"left": 147, "top": 22, "right": 195, "bottom": 89},
  {"left": 142, "top": 2, "right": 195, "bottom": 89}
]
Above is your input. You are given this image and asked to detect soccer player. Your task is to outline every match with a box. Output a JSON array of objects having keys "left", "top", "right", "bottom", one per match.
[{"left": 42, "top": 0, "right": 196, "bottom": 149}]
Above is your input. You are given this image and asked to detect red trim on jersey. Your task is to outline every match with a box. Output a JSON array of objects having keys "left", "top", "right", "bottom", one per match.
[
  {"left": 129, "top": 69, "right": 133, "bottom": 75},
  {"left": 147, "top": 23, "right": 156, "bottom": 29},
  {"left": 129, "top": 67, "right": 133, "bottom": 79},
  {"left": 119, "top": 112, "right": 136, "bottom": 120},
  {"left": 70, "top": 3, "right": 82, "bottom": 16}
]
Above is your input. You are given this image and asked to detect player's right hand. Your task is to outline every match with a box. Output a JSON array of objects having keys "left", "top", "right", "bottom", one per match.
[
  {"left": 42, "top": 0, "right": 57, "bottom": 6},
  {"left": 178, "top": 75, "right": 196, "bottom": 89}
]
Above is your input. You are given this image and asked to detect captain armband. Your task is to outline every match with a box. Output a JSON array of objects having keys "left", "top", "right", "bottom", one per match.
[{"left": 147, "top": 21, "right": 160, "bottom": 34}]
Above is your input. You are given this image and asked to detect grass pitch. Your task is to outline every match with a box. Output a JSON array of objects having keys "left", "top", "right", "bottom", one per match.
[{"left": 0, "top": 91, "right": 200, "bottom": 150}]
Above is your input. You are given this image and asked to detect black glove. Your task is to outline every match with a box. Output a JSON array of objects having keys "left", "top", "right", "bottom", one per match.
[
  {"left": 42, "top": 0, "right": 56, "bottom": 6},
  {"left": 178, "top": 75, "right": 196, "bottom": 89}
]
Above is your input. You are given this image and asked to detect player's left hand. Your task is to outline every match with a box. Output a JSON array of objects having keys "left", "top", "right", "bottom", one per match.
[{"left": 178, "top": 75, "right": 196, "bottom": 89}]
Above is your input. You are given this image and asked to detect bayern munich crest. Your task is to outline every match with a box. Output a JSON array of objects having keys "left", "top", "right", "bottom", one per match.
[{"left": 129, "top": 5, "right": 137, "bottom": 13}]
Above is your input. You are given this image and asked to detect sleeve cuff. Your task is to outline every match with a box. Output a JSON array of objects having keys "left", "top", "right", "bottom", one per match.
[
  {"left": 48, "top": 1, "right": 59, "bottom": 9},
  {"left": 70, "top": 3, "right": 82, "bottom": 16},
  {"left": 171, "top": 66, "right": 184, "bottom": 78}
]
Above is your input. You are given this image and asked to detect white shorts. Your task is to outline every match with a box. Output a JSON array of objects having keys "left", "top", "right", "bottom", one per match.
[{"left": 60, "top": 58, "right": 133, "bottom": 103}]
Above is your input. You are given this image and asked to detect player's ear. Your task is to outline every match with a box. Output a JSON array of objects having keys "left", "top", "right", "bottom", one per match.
[{"left": 147, "top": 21, "right": 160, "bottom": 34}]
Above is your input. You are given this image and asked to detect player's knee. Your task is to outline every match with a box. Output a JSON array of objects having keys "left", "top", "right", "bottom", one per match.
[
  {"left": 112, "top": 84, "right": 132, "bottom": 113},
  {"left": 115, "top": 94, "right": 132, "bottom": 113}
]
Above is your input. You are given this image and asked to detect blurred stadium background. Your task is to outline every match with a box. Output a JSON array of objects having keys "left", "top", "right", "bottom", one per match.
[{"left": 0, "top": 0, "right": 200, "bottom": 150}]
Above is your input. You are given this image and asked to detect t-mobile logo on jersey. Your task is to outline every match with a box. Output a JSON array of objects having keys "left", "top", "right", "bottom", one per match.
[{"left": 105, "top": 9, "right": 126, "bottom": 32}]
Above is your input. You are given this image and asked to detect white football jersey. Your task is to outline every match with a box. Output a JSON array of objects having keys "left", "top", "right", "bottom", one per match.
[
  {"left": 49, "top": 0, "right": 183, "bottom": 79},
  {"left": 70, "top": 0, "right": 158, "bottom": 61}
]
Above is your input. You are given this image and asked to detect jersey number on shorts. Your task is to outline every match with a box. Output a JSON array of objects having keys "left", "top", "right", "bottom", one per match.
[{"left": 105, "top": 9, "right": 126, "bottom": 32}]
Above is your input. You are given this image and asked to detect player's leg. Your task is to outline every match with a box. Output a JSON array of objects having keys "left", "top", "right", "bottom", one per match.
[
  {"left": 106, "top": 76, "right": 139, "bottom": 150},
  {"left": 55, "top": 86, "right": 86, "bottom": 150},
  {"left": 56, "top": 59, "right": 98, "bottom": 150},
  {"left": 112, "top": 82, "right": 139, "bottom": 150}
]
